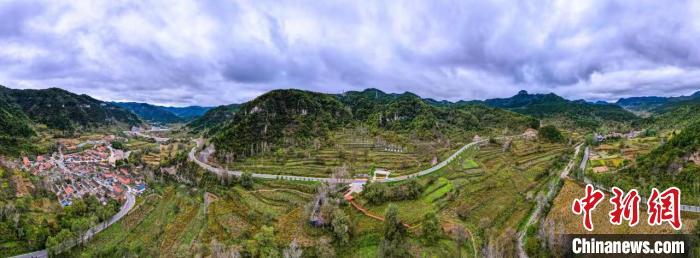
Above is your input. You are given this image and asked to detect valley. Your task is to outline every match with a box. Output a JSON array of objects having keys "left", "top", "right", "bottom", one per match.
[{"left": 1, "top": 86, "right": 700, "bottom": 257}]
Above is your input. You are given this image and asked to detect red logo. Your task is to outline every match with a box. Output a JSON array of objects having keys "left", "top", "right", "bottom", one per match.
[
  {"left": 647, "top": 187, "right": 682, "bottom": 230},
  {"left": 609, "top": 187, "right": 640, "bottom": 226},
  {"left": 572, "top": 184, "right": 683, "bottom": 231},
  {"left": 572, "top": 184, "right": 605, "bottom": 231}
]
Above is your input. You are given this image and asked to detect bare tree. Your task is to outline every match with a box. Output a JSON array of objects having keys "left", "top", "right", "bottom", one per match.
[{"left": 283, "top": 238, "right": 303, "bottom": 258}]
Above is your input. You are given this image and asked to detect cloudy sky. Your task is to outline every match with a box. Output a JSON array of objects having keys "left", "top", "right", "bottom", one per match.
[{"left": 1, "top": 0, "right": 700, "bottom": 106}]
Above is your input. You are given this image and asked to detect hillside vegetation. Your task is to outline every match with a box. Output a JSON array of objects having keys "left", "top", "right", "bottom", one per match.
[
  {"left": 0, "top": 86, "right": 140, "bottom": 133},
  {"left": 589, "top": 119, "right": 700, "bottom": 205},
  {"left": 0, "top": 86, "right": 142, "bottom": 156},
  {"left": 187, "top": 104, "right": 240, "bottom": 133},
  {"left": 212, "top": 90, "right": 352, "bottom": 160},
  {"left": 208, "top": 89, "right": 537, "bottom": 162},
  {"left": 639, "top": 94, "right": 700, "bottom": 129}
]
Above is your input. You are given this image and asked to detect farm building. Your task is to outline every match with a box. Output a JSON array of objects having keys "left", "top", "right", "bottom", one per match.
[
  {"left": 592, "top": 166, "right": 609, "bottom": 173},
  {"left": 373, "top": 169, "right": 391, "bottom": 181},
  {"left": 522, "top": 128, "right": 538, "bottom": 140}
]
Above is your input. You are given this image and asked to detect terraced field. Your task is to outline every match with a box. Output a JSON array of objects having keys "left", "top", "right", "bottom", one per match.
[
  {"left": 71, "top": 180, "right": 320, "bottom": 257},
  {"left": 229, "top": 145, "right": 462, "bottom": 178},
  {"left": 348, "top": 140, "right": 572, "bottom": 257}
]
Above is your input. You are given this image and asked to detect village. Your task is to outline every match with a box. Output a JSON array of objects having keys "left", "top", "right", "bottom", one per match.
[
  {"left": 583, "top": 129, "right": 700, "bottom": 174},
  {"left": 21, "top": 135, "right": 147, "bottom": 207}
]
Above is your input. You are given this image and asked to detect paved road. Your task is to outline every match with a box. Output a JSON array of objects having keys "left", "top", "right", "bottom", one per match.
[
  {"left": 11, "top": 192, "right": 136, "bottom": 258},
  {"left": 189, "top": 139, "right": 485, "bottom": 184},
  {"left": 516, "top": 144, "right": 582, "bottom": 258}
]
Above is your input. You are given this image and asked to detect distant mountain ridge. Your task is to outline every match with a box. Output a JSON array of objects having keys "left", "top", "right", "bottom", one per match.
[
  {"left": 638, "top": 92, "right": 700, "bottom": 129},
  {"left": 113, "top": 102, "right": 212, "bottom": 124},
  {"left": 160, "top": 106, "right": 211, "bottom": 119},
  {"left": 616, "top": 91, "right": 700, "bottom": 113},
  {"left": 478, "top": 90, "right": 637, "bottom": 129}
]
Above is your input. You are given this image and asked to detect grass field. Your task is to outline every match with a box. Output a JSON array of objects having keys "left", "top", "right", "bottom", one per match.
[{"left": 462, "top": 159, "right": 479, "bottom": 169}]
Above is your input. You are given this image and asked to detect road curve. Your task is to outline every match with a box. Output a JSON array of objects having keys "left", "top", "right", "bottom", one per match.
[
  {"left": 11, "top": 192, "right": 136, "bottom": 258},
  {"left": 189, "top": 140, "right": 485, "bottom": 184}
]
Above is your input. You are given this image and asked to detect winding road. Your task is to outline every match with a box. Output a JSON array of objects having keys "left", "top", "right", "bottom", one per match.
[
  {"left": 189, "top": 139, "right": 485, "bottom": 184},
  {"left": 11, "top": 192, "right": 136, "bottom": 258}
]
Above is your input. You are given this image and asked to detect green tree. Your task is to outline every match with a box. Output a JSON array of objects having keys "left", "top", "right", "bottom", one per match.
[
  {"left": 331, "top": 209, "right": 351, "bottom": 246},
  {"left": 539, "top": 125, "right": 564, "bottom": 143},
  {"left": 361, "top": 182, "right": 387, "bottom": 205},
  {"left": 111, "top": 140, "right": 126, "bottom": 150},
  {"left": 240, "top": 172, "right": 254, "bottom": 189},
  {"left": 421, "top": 212, "right": 441, "bottom": 244},
  {"left": 378, "top": 205, "right": 409, "bottom": 258},
  {"left": 254, "top": 226, "right": 279, "bottom": 258}
]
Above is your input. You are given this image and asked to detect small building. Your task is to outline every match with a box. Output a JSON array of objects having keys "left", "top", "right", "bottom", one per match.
[
  {"left": 592, "top": 166, "right": 609, "bottom": 173},
  {"left": 522, "top": 128, "right": 538, "bottom": 140},
  {"left": 626, "top": 130, "right": 642, "bottom": 139},
  {"left": 473, "top": 135, "right": 483, "bottom": 142},
  {"left": 133, "top": 183, "right": 146, "bottom": 194},
  {"left": 117, "top": 176, "right": 131, "bottom": 185},
  {"left": 373, "top": 169, "right": 391, "bottom": 181}
]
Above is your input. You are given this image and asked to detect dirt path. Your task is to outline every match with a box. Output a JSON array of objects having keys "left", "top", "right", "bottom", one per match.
[
  {"left": 347, "top": 198, "right": 412, "bottom": 228},
  {"left": 516, "top": 143, "right": 581, "bottom": 258},
  {"left": 442, "top": 219, "right": 478, "bottom": 258},
  {"left": 249, "top": 188, "right": 313, "bottom": 197}
]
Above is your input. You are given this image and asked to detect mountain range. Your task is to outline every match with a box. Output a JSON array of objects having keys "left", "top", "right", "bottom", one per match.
[
  {"left": 207, "top": 88, "right": 538, "bottom": 160},
  {"left": 480, "top": 90, "right": 638, "bottom": 130},
  {"left": 112, "top": 102, "right": 212, "bottom": 124},
  {"left": 616, "top": 91, "right": 700, "bottom": 113},
  {"left": 3, "top": 84, "right": 700, "bottom": 158}
]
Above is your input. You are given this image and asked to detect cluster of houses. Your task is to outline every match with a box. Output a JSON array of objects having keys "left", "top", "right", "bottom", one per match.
[
  {"left": 22, "top": 137, "right": 146, "bottom": 207},
  {"left": 593, "top": 130, "right": 644, "bottom": 142}
]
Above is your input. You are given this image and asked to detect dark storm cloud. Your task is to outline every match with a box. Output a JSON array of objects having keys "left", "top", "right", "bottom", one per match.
[{"left": 0, "top": 0, "right": 699, "bottom": 106}]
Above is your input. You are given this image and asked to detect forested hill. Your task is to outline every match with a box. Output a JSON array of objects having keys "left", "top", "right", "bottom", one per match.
[
  {"left": 208, "top": 88, "right": 537, "bottom": 160},
  {"left": 211, "top": 89, "right": 351, "bottom": 159},
  {"left": 639, "top": 94, "right": 700, "bottom": 129},
  {"left": 187, "top": 104, "right": 240, "bottom": 133},
  {"left": 636, "top": 119, "right": 700, "bottom": 175},
  {"left": 481, "top": 90, "right": 637, "bottom": 130},
  {"left": 338, "top": 88, "right": 536, "bottom": 135},
  {"left": 0, "top": 86, "right": 141, "bottom": 132},
  {"left": 0, "top": 96, "right": 36, "bottom": 155}
]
